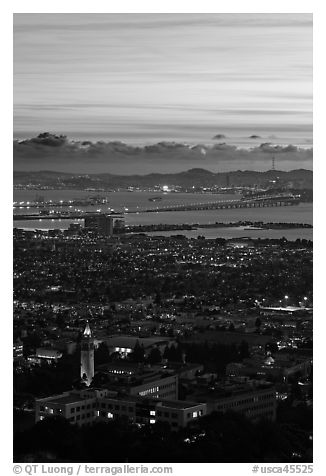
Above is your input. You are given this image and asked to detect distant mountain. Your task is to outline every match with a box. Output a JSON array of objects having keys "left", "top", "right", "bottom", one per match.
[{"left": 14, "top": 168, "right": 313, "bottom": 190}]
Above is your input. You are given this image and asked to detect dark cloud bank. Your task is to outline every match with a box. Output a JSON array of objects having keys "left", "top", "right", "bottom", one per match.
[{"left": 13, "top": 133, "right": 313, "bottom": 174}]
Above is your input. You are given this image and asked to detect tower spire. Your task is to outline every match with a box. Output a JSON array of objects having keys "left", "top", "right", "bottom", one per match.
[{"left": 83, "top": 320, "right": 92, "bottom": 337}]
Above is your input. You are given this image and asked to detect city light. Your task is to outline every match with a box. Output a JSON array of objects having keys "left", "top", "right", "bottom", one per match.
[{"left": 13, "top": 132, "right": 313, "bottom": 461}]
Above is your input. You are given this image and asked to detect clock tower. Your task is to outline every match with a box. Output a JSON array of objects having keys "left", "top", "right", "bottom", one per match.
[{"left": 80, "top": 321, "right": 94, "bottom": 386}]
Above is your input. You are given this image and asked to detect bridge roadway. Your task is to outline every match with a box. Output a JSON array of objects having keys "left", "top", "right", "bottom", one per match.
[{"left": 13, "top": 195, "right": 300, "bottom": 221}]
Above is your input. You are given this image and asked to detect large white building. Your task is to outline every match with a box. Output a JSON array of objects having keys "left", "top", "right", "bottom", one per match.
[
  {"left": 35, "top": 388, "right": 207, "bottom": 430},
  {"left": 187, "top": 379, "right": 277, "bottom": 421}
]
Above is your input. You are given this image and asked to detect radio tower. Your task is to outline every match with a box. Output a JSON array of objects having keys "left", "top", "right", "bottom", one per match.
[{"left": 272, "top": 156, "right": 275, "bottom": 171}]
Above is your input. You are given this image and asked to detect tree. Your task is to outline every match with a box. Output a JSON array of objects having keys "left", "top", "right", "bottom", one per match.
[
  {"left": 90, "top": 372, "right": 110, "bottom": 388},
  {"left": 166, "top": 344, "right": 183, "bottom": 362},
  {"left": 163, "top": 345, "right": 170, "bottom": 360},
  {"left": 147, "top": 347, "right": 162, "bottom": 365},
  {"left": 95, "top": 342, "right": 110, "bottom": 366},
  {"left": 130, "top": 341, "right": 145, "bottom": 363}
]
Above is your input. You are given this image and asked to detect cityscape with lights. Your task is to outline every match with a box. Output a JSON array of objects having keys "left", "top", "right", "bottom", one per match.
[
  {"left": 13, "top": 12, "right": 312, "bottom": 465},
  {"left": 13, "top": 216, "right": 313, "bottom": 462}
]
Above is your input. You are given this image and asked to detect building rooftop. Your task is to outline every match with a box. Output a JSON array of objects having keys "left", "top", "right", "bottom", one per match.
[
  {"left": 158, "top": 399, "right": 204, "bottom": 409},
  {"left": 97, "top": 361, "right": 144, "bottom": 372},
  {"left": 35, "top": 348, "right": 62, "bottom": 358},
  {"left": 188, "top": 382, "right": 275, "bottom": 402},
  {"left": 36, "top": 392, "right": 94, "bottom": 405},
  {"left": 101, "top": 394, "right": 203, "bottom": 409},
  {"left": 106, "top": 335, "right": 173, "bottom": 349},
  {"left": 37, "top": 390, "right": 204, "bottom": 410}
]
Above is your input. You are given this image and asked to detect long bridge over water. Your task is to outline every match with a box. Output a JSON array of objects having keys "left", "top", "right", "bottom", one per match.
[
  {"left": 13, "top": 194, "right": 301, "bottom": 221},
  {"left": 136, "top": 194, "right": 301, "bottom": 213}
]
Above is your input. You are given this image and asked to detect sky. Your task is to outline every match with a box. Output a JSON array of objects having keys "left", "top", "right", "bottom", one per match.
[{"left": 13, "top": 13, "right": 313, "bottom": 173}]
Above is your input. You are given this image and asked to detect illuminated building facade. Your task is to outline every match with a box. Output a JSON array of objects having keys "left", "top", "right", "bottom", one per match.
[
  {"left": 35, "top": 388, "right": 206, "bottom": 429},
  {"left": 13, "top": 339, "right": 24, "bottom": 361}
]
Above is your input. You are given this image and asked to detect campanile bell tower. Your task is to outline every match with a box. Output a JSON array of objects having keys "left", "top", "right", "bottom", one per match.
[{"left": 80, "top": 321, "right": 94, "bottom": 386}]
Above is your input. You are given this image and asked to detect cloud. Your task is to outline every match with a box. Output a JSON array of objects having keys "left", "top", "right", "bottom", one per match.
[
  {"left": 212, "top": 134, "right": 226, "bottom": 140},
  {"left": 13, "top": 133, "right": 313, "bottom": 174},
  {"left": 256, "top": 143, "right": 298, "bottom": 153},
  {"left": 144, "top": 142, "right": 189, "bottom": 154},
  {"left": 211, "top": 143, "right": 236, "bottom": 151},
  {"left": 26, "top": 132, "right": 68, "bottom": 147}
]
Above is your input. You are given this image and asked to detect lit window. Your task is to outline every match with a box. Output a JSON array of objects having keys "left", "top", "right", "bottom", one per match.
[
  {"left": 150, "top": 410, "right": 156, "bottom": 416},
  {"left": 192, "top": 411, "right": 198, "bottom": 418},
  {"left": 150, "top": 419, "right": 155, "bottom": 424},
  {"left": 39, "top": 416, "right": 44, "bottom": 421},
  {"left": 107, "top": 412, "right": 113, "bottom": 419}
]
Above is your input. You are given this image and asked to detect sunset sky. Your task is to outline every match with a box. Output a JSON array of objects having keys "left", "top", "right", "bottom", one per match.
[
  {"left": 14, "top": 14, "right": 312, "bottom": 144},
  {"left": 13, "top": 13, "right": 313, "bottom": 173}
]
